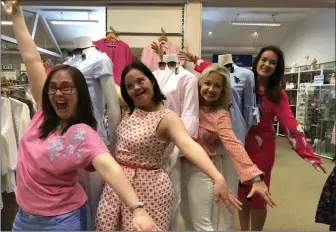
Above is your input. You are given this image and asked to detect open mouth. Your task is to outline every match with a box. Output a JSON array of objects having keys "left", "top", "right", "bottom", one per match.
[
  {"left": 135, "top": 91, "right": 145, "bottom": 97},
  {"left": 56, "top": 101, "right": 68, "bottom": 110}
]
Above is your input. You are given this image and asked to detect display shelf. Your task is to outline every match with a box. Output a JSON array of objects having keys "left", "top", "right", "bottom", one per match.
[
  {"left": 274, "top": 64, "right": 335, "bottom": 140},
  {"left": 297, "top": 83, "right": 336, "bottom": 160}
]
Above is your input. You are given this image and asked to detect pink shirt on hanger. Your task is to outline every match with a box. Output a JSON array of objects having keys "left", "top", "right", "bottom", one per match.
[
  {"left": 94, "top": 39, "right": 136, "bottom": 86},
  {"left": 141, "top": 40, "right": 185, "bottom": 71},
  {"left": 15, "top": 109, "right": 110, "bottom": 216}
]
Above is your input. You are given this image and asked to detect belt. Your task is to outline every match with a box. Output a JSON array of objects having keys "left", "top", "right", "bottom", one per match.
[{"left": 117, "top": 160, "right": 159, "bottom": 170}]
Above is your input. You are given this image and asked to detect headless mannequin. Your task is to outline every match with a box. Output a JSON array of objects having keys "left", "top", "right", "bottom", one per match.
[
  {"left": 65, "top": 36, "right": 120, "bottom": 227},
  {"left": 212, "top": 54, "right": 258, "bottom": 231},
  {"left": 153, "top": 54, "right": 199, "bottom": 231}
]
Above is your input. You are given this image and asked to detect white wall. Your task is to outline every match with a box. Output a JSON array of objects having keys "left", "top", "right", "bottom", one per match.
[{"left": 281, "top": 9, "right": 335, "bottom": 67}]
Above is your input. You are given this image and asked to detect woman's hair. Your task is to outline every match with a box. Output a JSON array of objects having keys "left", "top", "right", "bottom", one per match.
[
  {"left": 39, "top": 65, "right": 97, "bottom": 139},
  {"left": 252, "top": 45, "right": 285, "bottom": 103},
  {"left": 120, "top": 60, "right": 166, "bottom": 113},
  {"left": 198, "top": 64, "right": 232, "bottom": 111}
]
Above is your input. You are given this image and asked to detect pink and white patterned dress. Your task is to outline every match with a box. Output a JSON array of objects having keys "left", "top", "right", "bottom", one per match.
[{"left": 94, "top": 108, "right": 174, "bottom": 231}]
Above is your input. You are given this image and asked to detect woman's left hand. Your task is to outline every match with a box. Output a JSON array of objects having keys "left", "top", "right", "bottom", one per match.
[
  {"left": 312, "top": 162, "right": 327, "bottom": 174},
  {"left": 132, "top": 208, "right": 161, "bottom": 231},
  {"left": 213, "top": 176, "right": 242, "bottom": 214},
  {"left": 247, "top": 181, "right": 277, "bottom": 208}
]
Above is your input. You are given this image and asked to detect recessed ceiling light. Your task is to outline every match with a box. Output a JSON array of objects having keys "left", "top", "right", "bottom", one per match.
[
  {"left": 254, "top": 32, "right": 258, "bottom": 35},
  {"left": 208, "top": 31, "right": 212, "bottom": 36},
  {"left": 1, "top": 21, "right": 13, "bottom": 25}
]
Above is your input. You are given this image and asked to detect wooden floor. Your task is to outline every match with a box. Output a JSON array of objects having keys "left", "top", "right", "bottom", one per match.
[{"left": 177, "top": 137, "right": 334, "bottom": 231}]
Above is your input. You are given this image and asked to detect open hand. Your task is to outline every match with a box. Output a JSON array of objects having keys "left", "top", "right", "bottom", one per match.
[
  {"left": 132, "top": 208, "right": 161, "bottom": 231},
  {"left": 1, "top": 0, "right": 20, "bottom": 17},
  {"left": 213, "top": 176, "right": 242, "bottom": 214},
  {"left": 150, "top": 42, "right": 164, "bottom": 60},
  {"left": 178, "top": 48, "right": 194, "bottom": 63},
  {"left": 247, "top": 181, "right": 276, "bottom": 208},
  {"left": 312, "top": 162, "right": 327, "bottom": 174}
]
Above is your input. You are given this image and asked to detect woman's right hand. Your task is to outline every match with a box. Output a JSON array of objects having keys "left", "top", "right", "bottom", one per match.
[
  {"left": 1, "top": 0, "right": 20, "bottom": 18},
  {"left": 132, "top": 208, "right": 161, "bottom": 231},
  {"left": 178, "top": 48, "right": 195, "bottom": 63}
]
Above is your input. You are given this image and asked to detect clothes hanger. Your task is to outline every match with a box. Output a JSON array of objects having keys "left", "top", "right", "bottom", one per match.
[
  {"left": 158, "top": 27, "right": 168, "bottom": 42},
  {"left": 105, "top": 26, "right": 119, "bottom": 41}
]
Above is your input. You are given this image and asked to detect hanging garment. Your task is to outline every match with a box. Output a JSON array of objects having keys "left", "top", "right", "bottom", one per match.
[
  {"left": 1, "top": 97, "right": 18, "bottom": 194},
  {"left": 95, "top": 108, "right": 173, "bottom": 231},
  {"left": 141, "top": 40, "right": 184, "bottom": 71},
  {"left": 9, "top": 97, "right": 31, "bottom": 144},
  {"left": 153, "top": 67, "right": 199, "bottom": 139},
  {"left": 64, "top": 47, "right": 114, "bottom": 224},
  {"left": 9, "top": 95, "right": 35, "bottom": 119},
  {"left": 94, "top": 39, "right": 137, "bottom": 86}
]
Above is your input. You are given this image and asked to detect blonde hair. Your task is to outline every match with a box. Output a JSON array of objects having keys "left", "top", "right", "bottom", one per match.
[{"left": 198, "top": 64, "right": 232, "bottom": 111}]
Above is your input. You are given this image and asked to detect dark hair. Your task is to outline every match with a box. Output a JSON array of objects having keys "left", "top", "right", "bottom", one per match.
[
  {"left": 120, "top": 60, "right": 166, "bottom": 113},
  {"left": 252, "top": 46, "right": 285, "bottom": 103},
  {"left": 39, "top": 65, "right": 97, "bottom": 139}
]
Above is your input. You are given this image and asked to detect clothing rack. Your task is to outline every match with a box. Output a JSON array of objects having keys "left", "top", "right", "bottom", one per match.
[{"left": 107, "top": 26, "right": 182, "bottom": 37}]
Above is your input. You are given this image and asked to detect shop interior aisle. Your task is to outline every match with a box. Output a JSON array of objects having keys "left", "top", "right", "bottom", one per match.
[{"left": 177, "top": 137, "right": 333, "bottom": 231}]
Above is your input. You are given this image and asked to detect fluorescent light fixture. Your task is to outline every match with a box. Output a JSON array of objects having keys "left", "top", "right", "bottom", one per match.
[
  {"left": 230, "top": 21, "right": 281, "bottom": 27},
  {"left": 1, "top": 21, "right": 13, "bottom": 25},
  {"left": 50, "top": 20, "right": 99, "bottom": 25}
]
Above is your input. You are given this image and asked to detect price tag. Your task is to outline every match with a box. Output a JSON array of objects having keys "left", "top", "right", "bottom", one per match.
[{"left": 314, "top": 75, "right": 324, "bottom": 85}]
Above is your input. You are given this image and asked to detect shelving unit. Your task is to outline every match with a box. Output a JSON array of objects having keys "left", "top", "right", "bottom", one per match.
[
  {"left": 297, "top": 83, "right": 335, "bottom": 160},
  {"left": 274, "top": 64, "right": 334, "bottom": 137}
]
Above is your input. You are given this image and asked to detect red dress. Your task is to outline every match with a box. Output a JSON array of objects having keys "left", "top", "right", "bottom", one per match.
[{"left": 239, "top": 90, "right": 321, "bottom": 208}]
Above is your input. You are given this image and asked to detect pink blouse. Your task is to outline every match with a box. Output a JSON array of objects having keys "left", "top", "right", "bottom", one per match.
[{"left": 197, "top": 107, "right": 262, "bottom": 183}]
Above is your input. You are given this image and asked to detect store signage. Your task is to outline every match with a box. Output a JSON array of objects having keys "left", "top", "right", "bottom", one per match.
[
  {"left": 314, "top": 75, "right": 324, "bottom": 85},
  {"left": 2, "top": 63, "right": 13, "bottom": 70},
  {"left": 212, "top": 54, "right": 253, "bottom": 67}
]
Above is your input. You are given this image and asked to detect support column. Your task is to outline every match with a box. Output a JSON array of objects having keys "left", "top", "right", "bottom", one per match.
[{"left": 184, "top": 2, "right": 202, "bottom": 73}]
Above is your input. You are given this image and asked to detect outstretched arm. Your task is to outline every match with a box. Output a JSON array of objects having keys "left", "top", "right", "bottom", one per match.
[
  {"left": 2, "top": 1, "right": 46, "bottom": 107},
  {"left": 274, "top": 90, "right": 326, "bottom": 173}
]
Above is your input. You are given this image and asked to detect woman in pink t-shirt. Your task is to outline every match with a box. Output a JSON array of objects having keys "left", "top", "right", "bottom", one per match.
[{"left": 3, "top": 1, "right": 159, "bottom": 231}]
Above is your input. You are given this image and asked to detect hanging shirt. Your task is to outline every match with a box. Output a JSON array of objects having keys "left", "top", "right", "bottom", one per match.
[
  {"left": 94, "top": 39, "right": 137, "bottom": 86},
  {"left": 332, "top": 122, "right": 336, "bottom": 145},
  {"left": 65, "top": 48, "right": 113, "bottom": 145},
  {"left": 9, "top": 97, "right": 31, "bottom": 144},
  {"left": 193, "top": 57, "right": 259, "bottom": 144},
  {"left": 153, "top": 67, "right": 199, "bottom": 139},
  {"left": 141, "top": 40, "right": 184, "bottom": 71},
  {"left": 14, "top": 109, "right": 110, "bottom": 216},
  {"left": 1, "top": 97, "right": 17, "bottom": 193}
]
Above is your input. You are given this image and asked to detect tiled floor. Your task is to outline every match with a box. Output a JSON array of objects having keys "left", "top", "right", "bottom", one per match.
[{"left": 177, "top": 137, "right": 333, "bottom": 231}]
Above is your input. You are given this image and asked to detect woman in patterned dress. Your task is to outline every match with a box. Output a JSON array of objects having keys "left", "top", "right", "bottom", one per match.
[{"left": 94, "top": 61, "right": 242, "bottom": 231}]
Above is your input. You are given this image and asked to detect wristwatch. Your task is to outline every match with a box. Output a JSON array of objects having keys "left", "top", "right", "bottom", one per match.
[
  {"left": 130, "top": 201, "right": 145, "bottom": 213},
  {"left": 251, "top": 174, "right": 264, "bottom": 183}
]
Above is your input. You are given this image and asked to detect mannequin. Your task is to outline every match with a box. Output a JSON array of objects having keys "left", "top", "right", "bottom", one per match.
[
  {"left": 211, "top": 54, "right": 259, "bottom": 231},
  {"left": 153, "top": 54, "right": 199, "bottom": 231},
  {"left": 64, "top": 36, "right": 120, "bottom": 226}
]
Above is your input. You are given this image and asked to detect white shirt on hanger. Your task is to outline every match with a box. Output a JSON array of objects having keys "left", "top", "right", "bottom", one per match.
[
  {"left": 9, "top": 97, "right": 31, "bottom": 144},
  {"left": 65, "top": 48, "right": 113, "bottom": 145},
  {"left": 153, "top": 66, "right": 199, "bottom": 138},
  {"left": 1, "top": 97, "right": 18, "bottom": 193}
]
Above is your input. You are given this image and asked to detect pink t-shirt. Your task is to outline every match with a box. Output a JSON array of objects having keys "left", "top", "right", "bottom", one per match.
[{"left": 14, "top": 109, "right": 110, "bottom": 216}]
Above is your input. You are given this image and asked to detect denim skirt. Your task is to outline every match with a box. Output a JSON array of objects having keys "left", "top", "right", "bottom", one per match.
[{"left": 12, "top": 202, "right": 91, "bottom": 231}]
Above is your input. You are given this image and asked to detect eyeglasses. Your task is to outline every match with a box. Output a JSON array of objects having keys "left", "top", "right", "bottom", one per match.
[
  {"left": 46, "top": 86, "right": 76, "bottom": 95},
  {"left": 158, "top": 61, "right": 177, "bottom": 70}
]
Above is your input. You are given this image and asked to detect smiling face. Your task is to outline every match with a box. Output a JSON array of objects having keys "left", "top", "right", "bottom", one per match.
[
  {"left": 47, "top": 70, "right": 78, "bottom": 120},
  {"left": 257, "top": 50, "right": 278, "bottom": 79},
  {"left": 200, "top": 72, "right": 224, "bottom": 105},
  {"left": 124, "top": 68, "right": 155, "bottom": 109}
]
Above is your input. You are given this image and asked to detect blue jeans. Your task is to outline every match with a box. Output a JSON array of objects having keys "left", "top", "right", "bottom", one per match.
[{"left": 12, "top": 202, "right": 91, "bottom": 231}]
